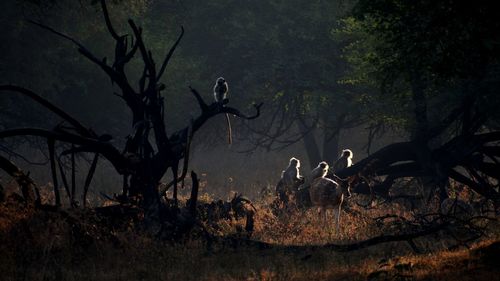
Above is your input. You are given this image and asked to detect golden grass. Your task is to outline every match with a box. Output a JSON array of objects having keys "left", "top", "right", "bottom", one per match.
[
  {"left": 251, "top": 194, "right": 419, "bottom": 245},
  {"left": 0, "top": 190, "right": 498, "bottom": 281},
  {"left": 361, "top": 239, "right": 500, "bottom": 281}
]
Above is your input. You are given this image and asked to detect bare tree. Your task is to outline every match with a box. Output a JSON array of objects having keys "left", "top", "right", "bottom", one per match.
[{"left": 0, "top": 0, "right": 262, "bottom": 230}]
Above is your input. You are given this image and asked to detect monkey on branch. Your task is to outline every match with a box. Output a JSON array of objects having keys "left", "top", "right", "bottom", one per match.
[
  {"left": 0, "top": 0, "right": 263, "bottom": 226},
  {"left": 213, "top": 77, "right": 233, "bottom": 145}
]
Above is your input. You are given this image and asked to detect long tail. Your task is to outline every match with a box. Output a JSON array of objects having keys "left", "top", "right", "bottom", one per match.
[{"left": 225, "top": 113, "right": 232, "bottom": 144}]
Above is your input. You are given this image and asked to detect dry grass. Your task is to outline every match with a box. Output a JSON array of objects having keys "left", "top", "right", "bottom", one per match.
[
  {"left": 0, "top": 188, "right": 499, "bottom": 281},
  {"left": 252, "top": 197, "right": 399, "bottom": 245}
]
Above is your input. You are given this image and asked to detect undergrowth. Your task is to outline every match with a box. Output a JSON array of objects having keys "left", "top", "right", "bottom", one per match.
[{"left": 0, "top": 184, "right": 499, "bottom": 281}]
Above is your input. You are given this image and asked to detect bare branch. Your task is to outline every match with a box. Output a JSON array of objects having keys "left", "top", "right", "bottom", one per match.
[
  {"left": 336, "top": 141, "right": 417, "bottom": 178},
  {"left": 0, "top": 85, "right": 94, "bottom": 138},
  {"left": 224, "top": 222, "right": 448, "bottom": 252},
  {"left": 48, "top": 138, "right": 61, "bottom": 206},
  {"left": 71, "top": 145, "right": 76, "bottom": 206},
  {"left": 160, "top": 120, "right": 194, "bottom": 193},
  {"left": 475, "top": 131, "right": 500, "bottom": 144},
  {"left": 122, "top": 38, "right": 139, "bottom": 65},
  {"left": 57, "top": 153, "right": 72, "bottom": 203},
  {"left": 475, "top": 162, "right": 500, "bottom": 180},
  {"left": 0, "top": 143, "right": 48, "bottom": 165},
  {"left": 28, "top": 20, "right": 87, "bottom": 50},
  {"left": 189, "top": 86, "right": 208, "bottom": 111},
  {"left": 157, "top": 26, "right": 185, "bottom": 80},
  {"left": 189, "top": 170, "right": 199, "bottom": 216},
  {"left": 83, "top": 153, "right": 99, "bottom": 207},
  {"left": 29, "top": 21, "right": 137, "bottom": 98},
  {"left": 0, "top": 128, "right": 127, "bottom": 173},
  {"left": 100, "top": 0, "right": 120, "bottom": 41},
  {"left": 449, "top": 169, "right": 499, "bottom": 202},
  {"left": 128, "top": 19, "right": 156, "bottom": 90},
  {"left": 222, "top": 102, "right": 263, "bottom": 120}
]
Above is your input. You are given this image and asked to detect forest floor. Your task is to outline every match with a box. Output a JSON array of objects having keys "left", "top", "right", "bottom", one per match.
[{"left": 0, "top": 188, "right": 499, "bottom": 281}]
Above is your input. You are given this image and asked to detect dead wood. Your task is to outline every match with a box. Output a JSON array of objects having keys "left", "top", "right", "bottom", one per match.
[
  {"left": 0, "top": 155, "right": 38, "bottom": 206},
  {"left": 0, "top": 0, "right": 262, "bottom": 233}
]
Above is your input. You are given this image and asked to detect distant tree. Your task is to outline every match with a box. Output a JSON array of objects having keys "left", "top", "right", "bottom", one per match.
[
  {"left": 335, "top": 0, "right": 500, "bottom": 204},
  {"left": 340, "top": 0, "right": 500, "bottom": 137},
  {"left": 152, "top": 0, "right": 361, "bottom": 168}
]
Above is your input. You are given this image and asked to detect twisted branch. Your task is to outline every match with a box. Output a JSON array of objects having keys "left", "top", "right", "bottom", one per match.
[{"left": 0, "top": 85, "right": 94, "bottom": 138}]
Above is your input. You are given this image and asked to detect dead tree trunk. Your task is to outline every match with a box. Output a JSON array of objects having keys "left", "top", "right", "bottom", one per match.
[
  {"left": 0, "top": 0, "right": 262, "bottom": 231},
  {"left": 297, "top": 117, "right": 322, "bottom": 169},
  {"left": 336, "top": 133, "right": 500, "bottom": 206}
]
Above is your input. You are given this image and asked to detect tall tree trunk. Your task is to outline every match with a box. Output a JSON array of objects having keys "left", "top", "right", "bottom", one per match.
[
  {"left": 141, "top": 182, "right": 162, "bottom": 233},
  {"left": 409, "top": 69, "right": 448, "bottom": 201},
  {"left": 409, "top": 70, "right": 429, "bottom": 143},
  {"left": 134, "top": 160, "right": 163, "bottom": 233},
  {"left": 298, "top": 118, "right": 321, "bottom": 169},
  {"left": 322, "top": 130, "right": 340, "bottom": 165}
]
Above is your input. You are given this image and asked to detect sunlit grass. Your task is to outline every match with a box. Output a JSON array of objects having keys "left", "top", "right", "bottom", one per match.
[{"left": 0, "top": 183, "right": 498, "bottom": 281}]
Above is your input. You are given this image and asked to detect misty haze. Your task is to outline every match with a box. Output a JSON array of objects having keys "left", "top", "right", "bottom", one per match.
[{"left": 1, "top": 1, "right": 499, "bottom": 280}]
